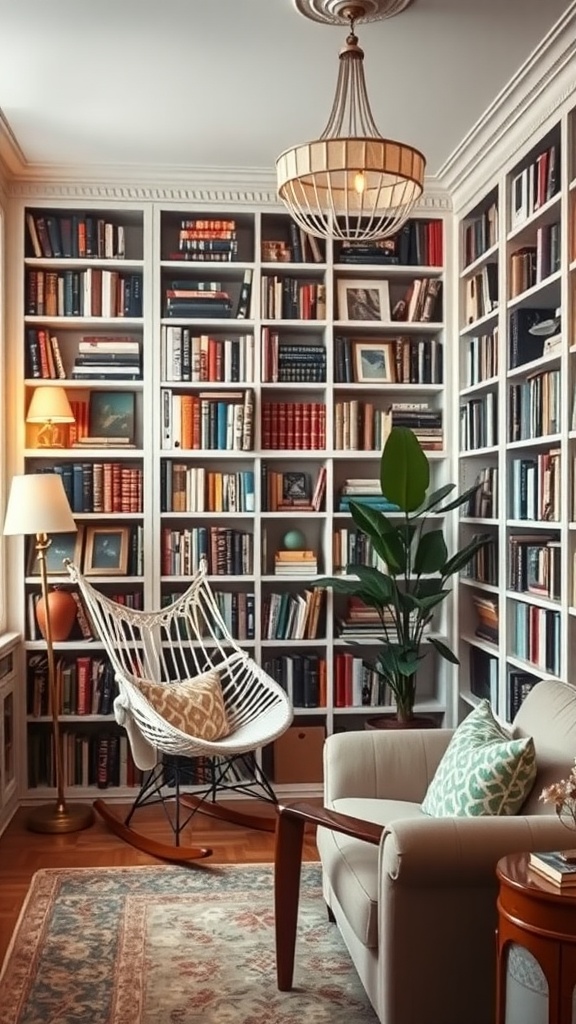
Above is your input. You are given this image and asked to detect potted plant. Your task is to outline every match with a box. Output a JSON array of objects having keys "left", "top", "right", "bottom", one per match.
[{"left": 318, "top": 426, "right": 489, "bottom": 724}]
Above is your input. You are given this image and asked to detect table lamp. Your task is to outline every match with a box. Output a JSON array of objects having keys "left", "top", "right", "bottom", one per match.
[
  {"left": 26, "top": 386, "right": 75, "bottom": 448},
  {"left": 3, "top": 473, "right": 94, "bottom": 833}
]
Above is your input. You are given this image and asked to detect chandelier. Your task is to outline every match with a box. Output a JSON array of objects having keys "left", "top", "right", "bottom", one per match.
[{"left": 276, "top": 1, "right": 425, "bottom": 242}]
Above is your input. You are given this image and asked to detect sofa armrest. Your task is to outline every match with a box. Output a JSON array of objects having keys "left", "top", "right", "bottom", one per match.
[
  {"left": 381, "top": 814, "right": 572, "bottom": 885},
  {"left": 324, "top": 728, "right": 454, "bottom": 803}
]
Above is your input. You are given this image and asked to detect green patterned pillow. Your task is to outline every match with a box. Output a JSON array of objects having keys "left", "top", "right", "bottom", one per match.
[{"left": 421, "top": 700, "right": 536, "bottom": 817}]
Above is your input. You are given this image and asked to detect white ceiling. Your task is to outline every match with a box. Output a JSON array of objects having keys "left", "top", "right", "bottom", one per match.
[{"left": 0, "top": 0, "right": 573, "bottom": 181}]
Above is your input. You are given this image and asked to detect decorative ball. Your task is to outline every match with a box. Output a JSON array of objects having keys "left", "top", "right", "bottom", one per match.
[{"left": 282, "top": 528, "right": 307, "bottom": 551}]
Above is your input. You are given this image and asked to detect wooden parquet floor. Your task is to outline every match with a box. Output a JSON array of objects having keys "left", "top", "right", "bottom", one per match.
[{"left": 0, "top": 800, "right": 320, "bottom": 966}]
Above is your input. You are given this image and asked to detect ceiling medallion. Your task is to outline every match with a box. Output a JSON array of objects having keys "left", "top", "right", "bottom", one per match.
[{"left": 293, "top": 0, "right": 415, "bottom": 25}]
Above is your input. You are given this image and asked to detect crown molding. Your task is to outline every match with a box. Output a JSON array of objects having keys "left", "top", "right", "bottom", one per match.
[
  {"left": 3, "top": 156, "right": 450, "bottom": 211},
  {"left": 437, "top": 2, "right": 576, "bottom": 209}
]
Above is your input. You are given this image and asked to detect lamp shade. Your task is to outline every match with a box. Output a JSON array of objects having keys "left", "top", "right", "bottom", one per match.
[
  {"left": 26, "top": 386, "right": 75, "bottom": 424},
  {"left": 3, "top": 474, "right": 77, "bottom": 536}
]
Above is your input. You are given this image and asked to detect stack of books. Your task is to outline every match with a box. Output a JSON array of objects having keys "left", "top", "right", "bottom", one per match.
[
  {"left": 528, "top": 850, "right": 576, "bottom": 888},
  {"left": 338, "top": 479, "right": 400, "bottom": 513},
  {"left": 164, "top": 279, "right": 232, "bottom": 319},
  {"left": 473, "top": 596, "right": 499, "bottom": 644},
  {"left": 274, "top": 550, "right": 318, "bottom": 576},
  {"left": 71, "top": 335, "right": 141, "bottom": 381},
  {"left": 170, "top": 218, "right": 239, "bottom": 263}
]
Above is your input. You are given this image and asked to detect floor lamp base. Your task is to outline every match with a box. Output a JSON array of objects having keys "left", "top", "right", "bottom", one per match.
[{"left": 27, "top": 802, "right": 95, "bottom": 834}]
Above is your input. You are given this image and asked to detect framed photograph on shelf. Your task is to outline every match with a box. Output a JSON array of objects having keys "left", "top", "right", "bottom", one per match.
[
  {"left": 337, "top": 279, "right": 390, "bottom": 322},
  {"left": 88, "top": 391, "right": 136, "bottom": 442},
  {"left": 84, "top": 526, "right": 130, "bottom": 576},
  {"left": 27, "top": 528, "right": 84, "bottom": 576},
  {"left": 353, "top": 341, "right": 396, "bottom": 383}
]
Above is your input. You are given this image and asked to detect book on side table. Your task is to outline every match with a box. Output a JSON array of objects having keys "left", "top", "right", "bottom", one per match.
[{"left": 529, "top": 850, "right": 576, "bottom": 887}]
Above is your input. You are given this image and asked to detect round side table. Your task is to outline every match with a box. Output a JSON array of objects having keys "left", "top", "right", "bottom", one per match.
[{"left": 496, "top": 852, "right": 576, "bottom": 1024}]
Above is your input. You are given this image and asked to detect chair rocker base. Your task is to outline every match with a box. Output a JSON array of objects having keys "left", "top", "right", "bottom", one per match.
[
  {"left": 93, "top": 799, "right": 213, "bottom": 862},
  {"left": 179, "top": 792, "right": 276, "bottom": 832}
]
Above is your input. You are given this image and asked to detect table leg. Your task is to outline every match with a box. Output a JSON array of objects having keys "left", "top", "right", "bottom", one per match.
[{"left": 274, "top": 808, "right": 305, "bottom": 991}]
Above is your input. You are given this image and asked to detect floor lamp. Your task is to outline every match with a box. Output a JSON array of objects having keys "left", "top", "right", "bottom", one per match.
[{"left": 3, "top": 473, "right": 94, "bottom": 833}]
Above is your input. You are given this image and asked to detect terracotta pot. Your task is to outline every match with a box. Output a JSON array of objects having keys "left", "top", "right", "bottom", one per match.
[
  {"left": 36, "top": 589, "right": 77, "bottom": 642},
  {"left": 365, "top": 715, "right": 438, "bottom": 730}
]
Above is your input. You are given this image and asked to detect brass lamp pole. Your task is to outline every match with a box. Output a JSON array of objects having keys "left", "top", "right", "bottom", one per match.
[{"left": 3, "top": 473, "right": 94, "bottom": 833}]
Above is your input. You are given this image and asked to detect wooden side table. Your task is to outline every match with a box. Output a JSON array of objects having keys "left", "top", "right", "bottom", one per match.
[{"left": 496, "top": 852, "right": 576, "bottom": 1024}]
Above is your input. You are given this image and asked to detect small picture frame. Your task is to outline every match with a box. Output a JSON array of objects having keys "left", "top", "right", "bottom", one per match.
[
  {"left": 337, "top": 279, "right": 391, "bottom": 322},
  {"left": 28, "top": 528, "right": 84, "bottom": 576},
  {"left": 353, "top": 341, "right": 396, "bottom": 383},
  {"left": 88, "top": 391, "right": 136, "bottom": 442},
  {"left": 84, "top": 526, "right": 130, "bottom": 576}
]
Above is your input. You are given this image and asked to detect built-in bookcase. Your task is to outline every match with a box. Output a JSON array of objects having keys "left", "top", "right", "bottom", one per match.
[
  {"left": 14, "top": 201, "right": 451, "bottom": 804},
  {"left": 456, "top": 107, "right": 575, "bottom": 723}
]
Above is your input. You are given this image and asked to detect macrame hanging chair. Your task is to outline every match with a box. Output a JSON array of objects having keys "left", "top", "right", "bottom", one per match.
[{"left": 65, "top": 560, "right": 293, "bottom": 862}]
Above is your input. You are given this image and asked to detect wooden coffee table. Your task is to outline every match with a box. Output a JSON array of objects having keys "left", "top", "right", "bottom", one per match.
[{"left": 496, "top": 852, "right": 576, "bottom": 1024}]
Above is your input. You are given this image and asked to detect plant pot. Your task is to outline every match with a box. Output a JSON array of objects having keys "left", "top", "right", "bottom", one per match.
[
  {"left": 36, "top": 589, "right": 77, "bottom": 642},
  {"left": 365, "top": 715, "right": 438, "bottom": 730}
]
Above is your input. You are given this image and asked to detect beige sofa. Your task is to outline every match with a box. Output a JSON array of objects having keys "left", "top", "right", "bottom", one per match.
[{"left": 275, "top": 678, "right": 576, "bottom": 1024}]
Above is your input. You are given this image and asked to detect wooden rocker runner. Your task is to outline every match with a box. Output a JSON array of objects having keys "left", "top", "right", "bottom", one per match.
[{"left": 65, "top": 560, "right": 293, "bottom": 862}]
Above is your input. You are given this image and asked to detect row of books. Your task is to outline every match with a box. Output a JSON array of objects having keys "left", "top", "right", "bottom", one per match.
[
  {"left": 508, "top": 307, "right": 559, "bottom": 369},
  {"left": 160, "top": 328, "right": 255, "bottom": 383},
  {"left": 160, "top": 388, "right": 254, "bottom": 452},
  {"left": 392, "top": 277, "right": 443, "bottom": 323},
  {"left": 509, "top": 226, "right": 561, "bottom": 298},
  {"left": 173, "top": 218, "right": 239, "bottom": 262},
  {"left": 25, "top": 328, "right": 66, "bottom": 379},
  {"left": 333, "top": 653, "right": 391, "bottom": 708},
  {"left": 332, "top": 528, "right": 387, "bottom": 575},
  {"left": 510, "top": 451, "right": 560, "bottom": 521},
  {"left": 459, "top": 393, "right": 497, "bottom": 451},
  {"left": 26, "top": 211, "right": 128, "bottom": 261},
  {"left": 161, "top": 527, "right": 253, "bottom": 577},
  {"left": 511, "top": 142, "right": 559, "bottom": 228},
  {"left": 509, "top": 368, "right": 560, "bottom": 442},
  {"left": 460, "top": 539, "right": 498, "bottom": 587},
  {"left": 27, "top": 729, "right": 143, "bottom": 790},
  {"left": 513, "top": 601, "right": 560, "bottom": 675},
  {"left": 335, "top": 335, "right": 443, "bottom": 385},
  {"left": 264, "top": 654, "right": 327, "bottom": 708},
  {"left": 463, "top": 200, "right": 498, "bottom": 268},
  {"left": 26, "top": 269, "right": 143, "bottom": 318},
  {"left": 463, "top": 263, "right": 498, "bottom": 324},
  {"left": 261, "top": 331, "right": 326, "bottom": 383},
  {"left": 261, "top": 401, "right": 326, "bottom": 451},
  {"left": 464, "top": 466, "right": 498, "bottom": 519},
  {"left": 473, "top": 596, "right": 499, "bottom": 645},
  {"left": 160, "top": 589, "right": 256, "bottom": 642},
  {"left": 261, "top": 276, "right": 327, "bottom": 321},
  {"left": 49, "top": 462, "right": 143, "bottom": 514},
  {"left": 261, "top": 589, "right": 324, "bottom": 641},
  {"left": 27, "top": 653, "right": 120, "bottom": 717},
  {"left": 161, "top": 465, "right": 255, "bottom": 514},
  {"left": 508, "top": 535, "right": 561, "bottom": 600},
  {"left": 464, "top": 329, "right": 498, "bottom": 388}
]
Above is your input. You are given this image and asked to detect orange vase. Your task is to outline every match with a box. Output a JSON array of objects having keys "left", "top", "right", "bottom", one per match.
[{"left": 36, "top": 589, "right": 78, "bottom": 642}]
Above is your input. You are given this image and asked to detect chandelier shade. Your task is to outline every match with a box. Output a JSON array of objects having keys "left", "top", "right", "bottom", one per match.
[{"left": 276, "top": 3, "right": 425, "bottom": 242}]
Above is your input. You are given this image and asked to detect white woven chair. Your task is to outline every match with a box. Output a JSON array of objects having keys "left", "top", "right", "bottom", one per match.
[{"left": 65, "top": 560, "right": 293, "bottom": 860}]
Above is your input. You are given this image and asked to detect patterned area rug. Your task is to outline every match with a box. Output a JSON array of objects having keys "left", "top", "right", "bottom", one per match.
[{"left": 0, "top": 862, "right": 378, "bottom": 1024}]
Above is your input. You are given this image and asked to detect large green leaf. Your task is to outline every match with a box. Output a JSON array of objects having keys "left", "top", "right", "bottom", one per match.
[
  {"left": 441, "top": 534, "right": 491, "bottom": 577},
  {"left": 428, "top": 636, "right": 460, "bottom": 664},
  {"left": 348, "top": 501, "right": 405, "bottom": 572},
  {"left": 435, "top": 483, "right": 482, "bottom": 515},
  {"left": 410, "top": 590, "right": 451, "bottom": 613},
  {"left": 380, "top": 427, "right": 429, "bottom": 512},
  {"left": 413, "top": 529, "right": 448, "bottom": 574},
  {"left": 345, "top": 565, "right": 395, "bottom": 605},
  {"left": 411, "top": 483, "right": 455, "bottom": 516}
]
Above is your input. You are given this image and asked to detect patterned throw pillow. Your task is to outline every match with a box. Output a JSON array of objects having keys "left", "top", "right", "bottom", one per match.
[
  {"left": 134, "top": 669, "right": 230, "bottom": 741},
  {"left": 421, "top": 699, "right": 536, "bottom": 817}
]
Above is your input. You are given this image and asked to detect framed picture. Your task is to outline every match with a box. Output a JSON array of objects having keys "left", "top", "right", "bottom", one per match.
[
  {"left": 337, "top": 279, "right": 390, "bottom": 322},
  {"left": 353, "top": 341, "right": 396, "bottom": 383},
  {"left": 88, "top": 391, "right": 136, "bottom": 442},
  {"left": 84, "top": 526, "right": 130, "bottom": 576},
  {"left": 28, "top": 527, "right": 84, "bottom": 576}
]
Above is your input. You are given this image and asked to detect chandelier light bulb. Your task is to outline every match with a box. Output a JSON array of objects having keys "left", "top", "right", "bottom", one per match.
[{"left": 354, "top": 170, "right": 366, "bottom": 194}]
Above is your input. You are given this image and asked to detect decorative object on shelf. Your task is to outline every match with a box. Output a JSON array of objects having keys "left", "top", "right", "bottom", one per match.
[
  {"left": 317, "top": 426, "right": 489, "bottom": 723},
  {"left": 540, "top": 758, "right": 576, "bottom": 831},
  {"left": 35, "top": 587, "right": 78, "bottom": 642},
  {"left": 277, "top": 1, "right": 425, "bottom": 242},
  {"left": 2, "top": 473, "right": 94, "bottom": 833},
  {"left": 26, "top": 385, "right": 75, "bottom": 448},
  {"left": 282, "top": 527, "right": 308, "bottom": 551},
  {"left": 88, "top": 389, "right": 135, "bottom": 442},
  {"left": 84, "top": 525, "right": 130, "bottom": 576},
  {"left": 337, "top": 278, "right": 390, "bottom": 321}
]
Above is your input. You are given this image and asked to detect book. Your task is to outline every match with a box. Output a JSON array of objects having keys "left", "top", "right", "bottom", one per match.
[
  {"left": 528, "top": 850, "right": 576, "bottom": 887},
  {"left": 236, "top": 269, "right": 253, "bottom": 319}
]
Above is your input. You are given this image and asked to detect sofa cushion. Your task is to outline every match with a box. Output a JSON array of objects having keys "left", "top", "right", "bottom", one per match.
[
  {"left": 134, "top": 668, "right": 230, "bottom": 741},
  {"left": 421, "top": 699, "right": 536, "bottom": 817}
]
